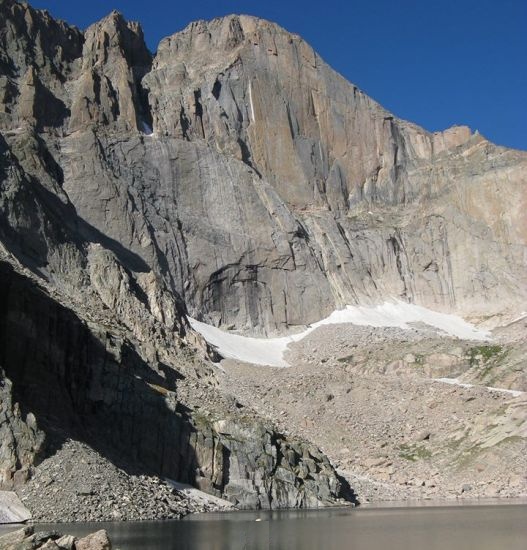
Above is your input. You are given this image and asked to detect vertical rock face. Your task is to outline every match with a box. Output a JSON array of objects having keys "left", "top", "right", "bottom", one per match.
[
  {"left": 56, "top": 13, "right": 527, "bottom": 333},
  {"left": 145, "top": 15, "right": 426, "bottom": 207},
  {"left": 0, "top": 370, "right": 44, "bottom": 490},
  {"left": 2, "top": 4, "right": 526, "bottom": 335},
  {"left": 140, "top": 15, "right": 526, "bottom": 331}
]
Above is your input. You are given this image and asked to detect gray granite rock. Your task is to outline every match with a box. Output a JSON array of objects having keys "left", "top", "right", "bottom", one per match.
[
  {"left": 75, "top": 530, "right": 111, "bottom": 550},
  {"left": 1, "top": 2, "right": 525, "bottom": 337},
  {"left": 0, "top": 527, "right": 112, "bottom": 550},
  {"left": 0, "top": 372, "right": 44, "bottom": 491},
  {"left": 0, "top": 491, "right": 31, "bottom": 524}
]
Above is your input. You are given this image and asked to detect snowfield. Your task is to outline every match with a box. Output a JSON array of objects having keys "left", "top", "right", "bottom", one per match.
[
  {"left": 189, "top": 300, "right": 491, "bottom": 367},
  {"left": 188, "top": 319, "right": 293, "bottom": 367}
]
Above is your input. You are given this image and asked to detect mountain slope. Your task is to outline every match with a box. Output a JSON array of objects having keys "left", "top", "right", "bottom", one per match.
[
  {"left": 0, "top": 0, "right": 525, "bottom": 516},
  {"left": 0, "top": 0, "right": 351, "bottom": 517}
]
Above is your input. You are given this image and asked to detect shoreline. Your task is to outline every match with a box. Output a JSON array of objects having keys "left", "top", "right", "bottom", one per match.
[{"left": 1, "top": 495, "right": 525, "bottom": 528}]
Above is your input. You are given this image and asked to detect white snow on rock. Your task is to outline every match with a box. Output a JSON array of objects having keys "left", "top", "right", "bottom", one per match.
[
  {"left": 165, "top": 480, "right": 234, "bottom": 509},
  {"left": 189, "top": 300, "right": 491, "bottom": 367},
  {"left": 434, "top": 377, "right": 524, "bottom": 398},
  {"left": 188, "top": 318, "right": 293, "bottom": 367}
]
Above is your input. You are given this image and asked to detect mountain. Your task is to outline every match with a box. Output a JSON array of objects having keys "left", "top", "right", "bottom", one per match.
[
  {"left": 0, "top": 0, "right": 525, "bottom": 520},
  {"left": 3, "top": 4, "right": 526, "bottom": 336}
]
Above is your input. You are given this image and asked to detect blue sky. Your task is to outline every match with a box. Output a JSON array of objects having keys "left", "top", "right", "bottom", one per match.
[{"left": 31, "top": 0, "right": 526, "bottom": 150}]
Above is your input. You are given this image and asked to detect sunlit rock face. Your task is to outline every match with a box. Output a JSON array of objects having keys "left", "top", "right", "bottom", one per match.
[{"left": 1, "top": 3, "right": 526, "bottom": 336}]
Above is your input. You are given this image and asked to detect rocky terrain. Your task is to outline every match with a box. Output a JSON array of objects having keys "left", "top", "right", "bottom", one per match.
[
  {"left": 218, "top": 322, "right": 527, "bottom": 502},
  {"left": 0, "top": 257, "right": 349, "bottom": 518},
  {"left": 18, "top": 439, "right": 225, "bottom": 522},
  {"left": 0, "top": 0, "right": 525, "bottom": 523}
]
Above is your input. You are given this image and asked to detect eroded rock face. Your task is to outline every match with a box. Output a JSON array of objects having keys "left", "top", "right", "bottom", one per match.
[
  {"left": 0, "top": 0, "right": 82, "bottom": 131},
  {"left": 68, "top": 11, "right": 152, "bottom": 133},
  {"left": 0, "top": 261, "right": 347, "bottom": 510},
  {"left": 138, "top": 15, "right": 526, "bottom": 331},
  {"left": 191, "top": 416, "right": 346, "bottom": 509}
]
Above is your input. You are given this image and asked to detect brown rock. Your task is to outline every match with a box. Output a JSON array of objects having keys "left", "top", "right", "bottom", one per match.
[{"left": 76, "top": 530, "right": 112, "bottom": 550}]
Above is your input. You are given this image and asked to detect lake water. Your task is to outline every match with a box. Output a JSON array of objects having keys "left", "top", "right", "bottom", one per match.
[{"left": 2, "top": 503, "right": 526, "bottom": 549}]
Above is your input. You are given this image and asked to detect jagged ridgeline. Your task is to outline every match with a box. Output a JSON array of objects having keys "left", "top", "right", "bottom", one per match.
[{"left": 0, "top": 0, "right": 525, "bottom": 517}]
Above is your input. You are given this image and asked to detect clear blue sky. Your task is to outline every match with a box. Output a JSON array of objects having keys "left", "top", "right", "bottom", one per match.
[{"left": 31, "top": 0, "right": 526, "bottom": 150}]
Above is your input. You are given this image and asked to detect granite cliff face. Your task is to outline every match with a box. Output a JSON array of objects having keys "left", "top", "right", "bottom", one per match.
[
  {"left": 0, "top": 0, "right": 525, "bottom": 515},
  {"left": 1, "top": 2, "right": 526, "bottom": 336}
]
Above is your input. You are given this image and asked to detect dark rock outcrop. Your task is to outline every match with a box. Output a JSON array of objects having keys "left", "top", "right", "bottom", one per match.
[
  {"left": 0, "top": 260, "right": 347, "bottom": 510},
  {"left": 0, "top": 370, "right": 44, "bottom": 490},
  {"left": 190, "top": 415, "right": 346, "bottom": 509}
]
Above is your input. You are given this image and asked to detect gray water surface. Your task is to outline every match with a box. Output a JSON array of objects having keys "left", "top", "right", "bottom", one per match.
[{"left": 3, "top": 503, "right": 526, "bottom": 549}]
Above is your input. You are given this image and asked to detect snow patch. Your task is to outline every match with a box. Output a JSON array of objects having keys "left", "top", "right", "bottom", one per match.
[
  {"left": 434, "top": 377, "right": 524, "bottom": 398},
  {"left": 165, "top": 480, "right": 234, "bottom": 509},
  {"left": 189, "top": 300, "right": 491, "bottom": 367},
  {"left": 188, "top": 318, "right": 292, "bottom": 367},
  {"left": 248, "top": 81, "right": 255, "bottom": 123}
]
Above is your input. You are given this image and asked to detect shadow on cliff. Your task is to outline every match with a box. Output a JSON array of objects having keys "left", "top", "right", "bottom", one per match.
[
  {"left": 336, "top": 475, "right": 359, "bottom": 506},
  {"left": 0, "top": 132, "right": 150, "bottom": 275},
  {"left": 0, "top": 261, "right": 201, "bottom": 485}
]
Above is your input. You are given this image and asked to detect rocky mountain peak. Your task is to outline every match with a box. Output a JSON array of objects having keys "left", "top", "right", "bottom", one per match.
[
  {"left": 1, "top": 2, "right": 526, "bottom": 336},
  {"left": 0, "top": 0, "right": 82, "bottom": 130},
  {"left": 82, "top": 9, "right": 150, "bottom": 68},
  {"left": 0, "top": 0, "right": 83, "bottom": 74},
  {"left": 68, "top": 10, "right": 152, "bottom": 133},
  {"left": 162, "top": 14, "right": 305, "bottom": 53}
]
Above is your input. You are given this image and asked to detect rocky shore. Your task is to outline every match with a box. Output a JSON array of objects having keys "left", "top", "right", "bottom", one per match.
[
  {"left": 17, "top": 440, "right": 225, "bottom": 523},
  {"left": 0, "top": 526, "right": 111, "bottom": 550}
]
